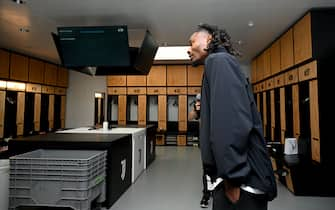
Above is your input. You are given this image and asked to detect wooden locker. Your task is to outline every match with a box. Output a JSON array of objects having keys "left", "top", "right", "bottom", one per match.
[
  {"left": 44, "top": 63, "right": 58, "bottom": 86},
  {"left": 107, "top": 75, "right": 126, "bottom": 86},
  {"left": 283, "top": 166, "right": 295, "bottom": 193},
  {"left": 34, "top": 93, "right": 41, "bottom": 132},
  {"left": 147, "top": 87, "right": 166, "bottom": 95},
  {"left": 187, "top": 65, "right": 204, "bottom": 86},
  {"left": 178, "top": 95, "right": 187, "bottom": 132},
  {"left": 293, "top": 13, "right": 312, "bottom": 65},
  {"left": 158, "top": 95, "right": 166, "bottom": 131},
  {"left": 57, "top": 67, "right": 69, "bottom": 87},
  {"left": 0, "top": 49, "right": 10, "bottom": 79},
  {"left": 61, "top": 96, "right": 66, "bottom": 128},
  {"left": 256, "top": 54, "right": 264, "bottom": 81},
  {"left": 155, "top": 134, "right": 165, "bottom": 145},
  {"left": 26, "top": 84, "right": 42, "bottom": 93},
  {"left": 10, "top": 53, "right": 29, "bottom": 81},
  {"left": 118, "top": 95, "right": 127, "bottom": 125},
  {"left": 177, "top": 135, "right": 187, "bottom": 146},
  {"left": 127, "top": 75, "right": 146, "bottom": 86},
  {"left": 127, "top": 87, "right": 146, "bottom": 95},
  {"left": 251, "top": 59, "right": 257, "bottom": 84},
  {"left": 280, "top": 29, "right": 294, "bottom": 71},
  {"left": 187, "top": 87, "right": 201, "bottom": 95},
  {"left": 29, "top": 58, "right": 45, "bottom": 84},
  {"left": 167, "top": 65, "right": 187, "bottom": 86},
  {"left": 256, "top": 93, "right": 261, "bottom": 113},
  {"left": 0, "top": 91, "right": 5, "bottom": 138},
  {"left": 280, "top": 88, "right": 286, "bottom": 144},
  {"left": 262, "top": 92, "right": 267, "bottom": 138},
  {"left": 167, "top": 87, "right": 187, "bottom": 95},
  {"left": 108, "top": 87, "right": 127, "bottom": 95},
  {"left": 146, "top": 65, "right": 166, "bottom": 86},
  {"left": 263, "top": 48, "right": 271, "bottom": 79},
  {"left": 270, "top": 40, "right": 281, "bottom": 75},
  {"left": 270, "top": 90, "right": 275, "bottom": 141},
  {"left": 270, "top": 157, "right": 278, "bottom": 179},
  {"left": 285, "top": 69, "right": 299, "bottom": 85},
  {"left": 292, "top": 84, "right": 300, "bottom": 139},
  {"left": 48, "top": 95, "right": 55, "bottom": 130},
  {"left": 138, "top": 95, "right": 146, "bottom": 126},
  {"left": 298, "top": 61, "right": 317, "bottom": 82},
  {"left": 309, "top": 80, "right": 320, "bottom": 163},
  {"left": 16, "top": 92, "right": 25, "bottom": 136}
]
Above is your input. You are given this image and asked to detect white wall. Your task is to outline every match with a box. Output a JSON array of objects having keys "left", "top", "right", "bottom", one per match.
[
  {"left": 65, "top": 70, "right": 107, "bottom": 128},
  {"left": 240, "top": 63, "right": 251, "bottom": 79}
]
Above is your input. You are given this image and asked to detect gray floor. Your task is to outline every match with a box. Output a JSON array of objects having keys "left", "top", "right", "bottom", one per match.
[{"left": 109, "top": 146, "right": 335, "bottom": 210}]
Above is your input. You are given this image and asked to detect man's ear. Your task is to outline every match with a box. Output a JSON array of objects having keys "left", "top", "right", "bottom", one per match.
[{"left": 206, "top": 34, "right": 213, "bottom": 44}]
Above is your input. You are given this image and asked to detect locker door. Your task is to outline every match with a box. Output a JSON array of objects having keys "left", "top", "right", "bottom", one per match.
[
  {"left": 292, "top": 85, "right": 300, "bottom": 139},
  {"left": 48, "top": 95, "right": 54, "bottom": 131},
  {"left": 138, "top": 95, "right": 146, "bottom": 126},
  {"left": 280, "top": 88, "right": 286, "bottom": 144},
  {"left": 16, "top": 92, "right": 25, "bottom": 136},
  {"left": 118, "top": 95, "right": 127, "bottom": 125},
  {"left": 60, "top": 96, "right": 66, "bottom": 128},
  {"left": 0, "top": 91, "right": 5, "bottom": 138},
  {"left": 34, "top": 94, "right": 41, "bottom": 132},
  {"left": 158, "top": 95, "right": 166, "bottom": 131},
  {"left": 178, "top": 95, "right": 187, "bottom": 132},
  {"left": 270, "top": 90, "right": 275, "bottom": 141},
  {"left": 309, "top": 80, "right": 320, "bottom": 163}
]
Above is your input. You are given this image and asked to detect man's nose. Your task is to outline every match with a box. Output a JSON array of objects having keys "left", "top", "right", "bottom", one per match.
[{"left": 187, "top": 48, "right": 191, "bottom": 56}]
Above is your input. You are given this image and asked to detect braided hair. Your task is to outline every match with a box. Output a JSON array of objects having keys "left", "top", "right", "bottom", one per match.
[{"left": 196, "top": 23, "right": 241, "bottom": 57}]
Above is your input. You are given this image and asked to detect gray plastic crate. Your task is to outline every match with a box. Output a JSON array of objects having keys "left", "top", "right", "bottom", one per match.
[{"left": 9, "top": 149, "right": 107, "bottom": 210}]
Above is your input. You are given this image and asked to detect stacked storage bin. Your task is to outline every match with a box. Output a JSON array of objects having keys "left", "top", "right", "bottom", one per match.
[{"left": 9, "top": 149, "right": 107, "bottom": 210}]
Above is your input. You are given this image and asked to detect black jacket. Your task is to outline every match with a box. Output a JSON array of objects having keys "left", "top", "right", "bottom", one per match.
[{"left": 199, "top": 47, "right": 277, "bottom": 201}]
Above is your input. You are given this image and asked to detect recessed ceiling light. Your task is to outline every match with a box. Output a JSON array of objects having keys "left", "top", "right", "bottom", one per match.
[
  {"left": 248, "top": 21, "right": 254, "bottom": 27},
  {"left": 19, "top": 27, "right": 29, "bottom": 32},
  {"left": 12, "top": 0, "right": 26, "bottom": 4}
]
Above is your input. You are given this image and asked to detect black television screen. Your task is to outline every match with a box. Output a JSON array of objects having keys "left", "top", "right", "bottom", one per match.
[
  {"left": 94, "top": 30, "right": 158, "bottom": 75},
  {"left": 133, "top": 30, "right": 159, "bottom": 74},
  {"left": 53, "top": 25, "right": 130, "bottom": 68}
]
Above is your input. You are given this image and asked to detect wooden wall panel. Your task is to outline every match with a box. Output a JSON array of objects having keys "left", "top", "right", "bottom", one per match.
[
  {"left": 294, "top": 13, "right": 312, "bottom": 65},
  {"left": 147, "top": 65, "right": 166, "bottom": 86},
  {"left": 167, "top": 65, "right": 187, "bottom": 86},
  {"left": 187, "top": 65, "right": 203, "bottom": 86},
  {"left": 0, "top": 91, "right": 5, "bottom": 138},
  {"left": 29, "top": 58, "right": 45, "bottom": 84},
  {"left": 44, "top": 63, "right": 57, "bottom": 86},
  {"left": 138, "top": 95, "right": 146, "bottom": 126},
  {"left": 280, "top": 29, "right": 294, "bottom": 71},
  {"left": 10, "top": 53, "right": 29, "bottom": 81},
  {"left": 0, "top": 49, "right": 10, "bottom": 79}
]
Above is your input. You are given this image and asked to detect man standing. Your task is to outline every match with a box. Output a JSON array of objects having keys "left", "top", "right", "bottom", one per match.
[{"left": 187, "top": 24, "right": 277, "bottom": 210}]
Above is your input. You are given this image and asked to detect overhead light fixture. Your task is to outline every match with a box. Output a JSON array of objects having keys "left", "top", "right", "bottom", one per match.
[
  {"left": 12, "top": 0, "right": 26, "bottom": 4},
  {"left": 0, "top": 80, "right": 6, "bottom": 89},
  {"left": 154, "top": 46, "right": 189, "bottom": 61},
  {"left": 248, "top": 21, "right": 254, "bottom": 27},
  {"left": 6, "top": 81, "right": 26, "bottom": 91},
  {"left": 95, "top": 92, "right": 104, "bottom": 98}
]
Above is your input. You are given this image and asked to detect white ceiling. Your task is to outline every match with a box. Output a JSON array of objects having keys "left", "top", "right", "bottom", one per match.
[{"left": 1, "top": 0, "right": 335, "bottom": 65}]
